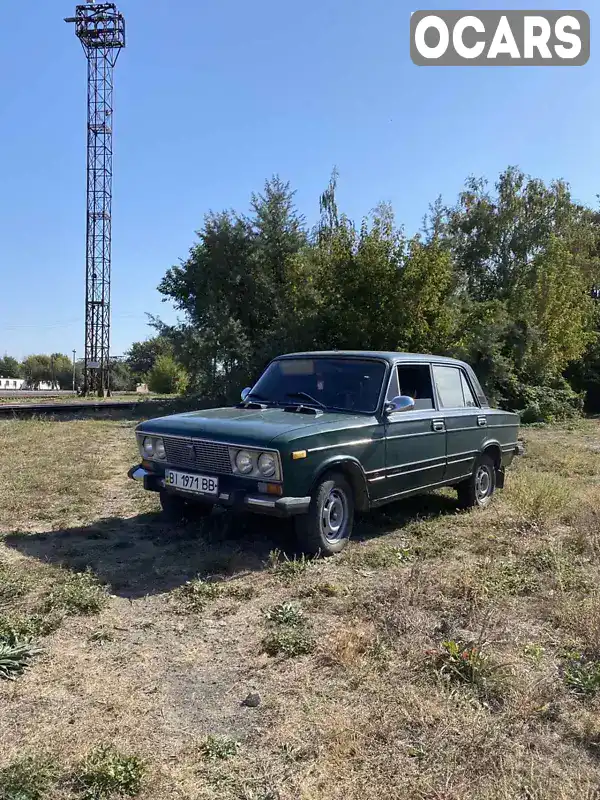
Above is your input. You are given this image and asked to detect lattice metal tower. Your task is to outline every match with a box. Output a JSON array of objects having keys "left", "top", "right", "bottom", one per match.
[{"left": 65, "top": 2, "right": 125, "bottom": 396}]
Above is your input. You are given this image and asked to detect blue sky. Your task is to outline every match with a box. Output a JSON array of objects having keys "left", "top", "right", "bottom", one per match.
[{"left": 0, "top": 0, "right": 597, "bottom": 360}]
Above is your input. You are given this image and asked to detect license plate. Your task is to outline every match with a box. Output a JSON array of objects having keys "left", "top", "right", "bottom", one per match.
[{"left": 164, "top": 470, "right": 219, "bottom": 496}]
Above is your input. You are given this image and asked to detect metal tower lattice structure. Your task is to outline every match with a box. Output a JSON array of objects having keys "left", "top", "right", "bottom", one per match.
[{"left": 65, "top": 2, "right": 125, "bottom": 396}]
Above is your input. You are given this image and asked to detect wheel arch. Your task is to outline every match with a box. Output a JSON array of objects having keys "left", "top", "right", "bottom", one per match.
[
  {"left": 481, "top": 440, "right": 502, "bottom": 470},
  {"left": 310, "top": 456, "right": 370, "bottom": 512}
]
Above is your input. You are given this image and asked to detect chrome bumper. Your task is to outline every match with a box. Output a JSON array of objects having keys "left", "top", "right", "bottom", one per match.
[{"left": 128, "top": 466, "right": 310, "bottom": 517}]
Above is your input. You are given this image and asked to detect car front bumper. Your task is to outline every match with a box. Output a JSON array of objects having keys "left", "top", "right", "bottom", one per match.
[{"left": 127, "top": 465, "right": 311, "bottom": 518}]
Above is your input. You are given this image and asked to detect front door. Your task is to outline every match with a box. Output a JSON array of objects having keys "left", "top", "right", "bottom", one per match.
[
  {"left": 431, "top": 364, "right": 485, "bottom": 482},
  {"left": 378, "top": 363, "right": 447, "bottom": 502}
]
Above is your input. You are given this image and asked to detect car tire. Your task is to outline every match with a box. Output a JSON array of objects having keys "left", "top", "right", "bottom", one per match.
[
  {"left": 294, "top": 471, "right": 354, "bottom": 556},
  {"left": 159, "top": 491, "right": 214, "bottom": 522},
  {"left": 457, "top": 453, "right": 496, "bottom": 509}
]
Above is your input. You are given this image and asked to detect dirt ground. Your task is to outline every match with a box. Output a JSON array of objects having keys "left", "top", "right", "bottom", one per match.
[{"left": 1, "top": 416, "right": 599, "bottom": 799}]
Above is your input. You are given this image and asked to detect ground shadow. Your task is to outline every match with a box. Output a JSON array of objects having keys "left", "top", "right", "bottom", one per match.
[
  {"left": 4, "top": 492, "right": 461, "bottom": 600},
  {"left": 354, "top": 491, "right": 460, "bottom": 542},
  {"left": 3, "top": 511, "right": 291, "bottom": 599}
]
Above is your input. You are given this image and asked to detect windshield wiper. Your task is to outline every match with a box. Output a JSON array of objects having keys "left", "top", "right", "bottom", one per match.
[{"left": 285, "top": 391, "right": 326, "bottom": 409}]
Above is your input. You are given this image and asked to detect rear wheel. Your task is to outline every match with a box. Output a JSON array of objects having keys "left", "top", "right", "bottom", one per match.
[
  {"left": 294, "top": 472, "right": 354, "bottom": 556},
  {"left": 457, "top": 454, "right": 496, "bottom": 509},
  {"left": 159, "top": 491, "right": 212, "bottom": 522}
]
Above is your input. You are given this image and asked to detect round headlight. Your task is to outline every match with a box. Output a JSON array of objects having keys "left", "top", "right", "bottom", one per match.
[
  {"left": 258, "top": 452, "right": 276, "bottom": 477},
  {"left": 142, "top": 437, "right": 154, "bottom": 457},
  {"left": 235, "top": 450, "right": 254, "bottom": 474},
  {"left": 155, "top": 438, "right": 166, "bottom": 460}
]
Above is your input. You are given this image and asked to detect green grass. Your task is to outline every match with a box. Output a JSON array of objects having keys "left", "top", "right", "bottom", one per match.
[
  {"left": 198, "top": 735, "right": 240, "bottom": 762},
  {"left": 72, "top": 745, "right": 145, "bottom": 800},
  {"left": 264, "top": 601, "right": 305, "bottom": 626},
  {"left": 41, "top": 570, "right": 109, "bottom": 616},
  {"left": 0, "top": 756, "right": 58, "bottom": 800},
  {"left": 261, "top": 627, "right": 315, "bottom": 658}
]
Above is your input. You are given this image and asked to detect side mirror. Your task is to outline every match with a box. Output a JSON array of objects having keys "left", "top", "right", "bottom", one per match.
[
  {"left": 241, "top": 387, "right": 252, "bottom": 401},
  {"left": 384, "top": 395, "right": 415, "bottom": 415}
]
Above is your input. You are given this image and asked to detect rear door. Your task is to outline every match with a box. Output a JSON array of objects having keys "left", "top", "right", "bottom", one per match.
[
  {"left": 377, "top": 363, "right": 447, "bottom": 501},
  {"left": 431, "top": 364, "right": 484, "bottom": 482}
]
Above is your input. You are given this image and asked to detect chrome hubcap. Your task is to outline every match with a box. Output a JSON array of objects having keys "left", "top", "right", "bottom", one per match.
[
  {"left": 321, "top": 489, "right": 347, "bottom": 542},
  {"left": 475, "top": 466, "right": 491, "bottom": 500}
]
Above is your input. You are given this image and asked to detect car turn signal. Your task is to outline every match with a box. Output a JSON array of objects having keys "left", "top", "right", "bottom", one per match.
[{"left": 292, "top": 450, "right": 307, "bottom": 460}]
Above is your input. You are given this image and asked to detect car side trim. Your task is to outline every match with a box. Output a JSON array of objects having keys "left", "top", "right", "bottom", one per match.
[
  {"left": 307, "top": 438, "right": 376, "bottom": 454},
  {"left": 372, "top": 473, "right": 473, "bottom": 505}
]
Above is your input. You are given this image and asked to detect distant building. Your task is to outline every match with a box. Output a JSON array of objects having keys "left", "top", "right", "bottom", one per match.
[{"left": 0, "top": 377, "right": 59, "bottom": 390}]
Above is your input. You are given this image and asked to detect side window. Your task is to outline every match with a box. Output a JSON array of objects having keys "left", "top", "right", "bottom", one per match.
[
  {"left": 460, "top": 372, "right": 478, "bottom": 408},
  {"left": 433, "top": 366, "right": 465, "bottom": 409},
  {"left": 397, "top": 365, "right": 435, "bottom": 411}
]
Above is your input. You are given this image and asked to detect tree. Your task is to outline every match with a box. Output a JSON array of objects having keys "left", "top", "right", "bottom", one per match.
[
  {"left": 147, "top": 354, "right": 186, "bottom": 394},
  {"left": 125, "top": 336, "right": 171, "bottom": 385},
  {"left": 157, "top": 177, "right": 307, "bottom": 400},
  {"left": 21, "top": 355, "right": 52, "bottom": 388},
  {"left": 0, "top": 356, "right": 22, "bottom": 378},
  {"left": 109, "top": 359, "right": 134, "bottom": 392}
]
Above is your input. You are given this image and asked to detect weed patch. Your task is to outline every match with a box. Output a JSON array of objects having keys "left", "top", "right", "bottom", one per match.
[
  {"left": 41, "top": 570, "right": 108, "bottom": 616},
  {"left": 72, "top": 745, "right": 144, "bottom": 799},
  {"left": 198, "top": 735, "right": 240, "bottom": 761},
  {"left": 267, "top": 549, "right": 314, "bottom": 581},
  {"left": 0, "top": 756, "right": 58, "bottom": 800},
  {"left": 563, "top": 651, "right": 600, "bottom": 697},
  {"left": 344, "top": 542, "right": 413, "bottom": 569},
  {"left": 432, "top": 638, "right": 511, "bottom": 707},
  {"left": 261, "top": 627, "right": 315, "bottom": 658},
  {"left": 0, "top": 638, "right": 41, "bottom": 681},
  {"left": 264, "top": 602, "right": 305, "bottom": 626}
]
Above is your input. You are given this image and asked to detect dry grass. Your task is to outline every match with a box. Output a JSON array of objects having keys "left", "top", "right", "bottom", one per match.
[{"left": 1, "top": 417, "right": 600, "bottom": 798}]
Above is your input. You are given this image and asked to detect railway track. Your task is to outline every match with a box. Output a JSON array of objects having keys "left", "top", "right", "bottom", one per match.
[{"left": 0, "top": 400, "right": 156, "bottom": 417}]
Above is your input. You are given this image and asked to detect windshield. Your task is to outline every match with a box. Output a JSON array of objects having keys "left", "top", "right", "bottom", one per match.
[{"left": 249, "top": 357, "right": 387, "bottom": 414}]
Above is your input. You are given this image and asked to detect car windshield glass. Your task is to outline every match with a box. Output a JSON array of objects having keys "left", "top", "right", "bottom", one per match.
[{"left": 250, "top": 358, "right": 386, "bottom": 413}]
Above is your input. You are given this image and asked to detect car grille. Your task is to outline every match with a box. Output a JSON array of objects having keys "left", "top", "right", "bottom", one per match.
[{"left": 162, "top": 437, "right": 233, "bottom": 475}]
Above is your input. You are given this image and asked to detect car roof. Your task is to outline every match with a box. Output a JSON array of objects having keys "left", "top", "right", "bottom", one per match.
[{"left": 275, "top": 350, "right": 468, "bottom": 367}]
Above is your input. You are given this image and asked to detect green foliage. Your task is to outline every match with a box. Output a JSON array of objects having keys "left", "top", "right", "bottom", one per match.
[
  {"left": 154, "top": 167, "right": 600, "bottom": 413},
  {"left": 264, "top": 602, "right": 305, "bottom": 626},
  {"left": 0, "top": 356, "right": 22, "bottom": 379},
  {"left": 147, "top": 353, "right": 186, "bottom": 394},
  {"left": 267, "top": 550, "right": 314, "bottom": 581},
  {"left": 125, "top": 335, "right": 171, "bottom": 383},
  {"left": 0, "top": 756, "right": 58, "bottom": 800},
  {"left": 73, "top": 745, "right": 144, "bottom": 799},
  {"left": 261, "top": 627, "right": 315, "bottom": 658},
  {"left": 0, "top": 638, "right": 41, "bottom": 681},
  {"left": 198, "top": 735, "right": 240, "bottom": 761},
  {"left": 563, "top": 651, "right": 600, "bottom": 696},
  {"left": 41, "top": 570, "right": 108, "bottom": 616}
]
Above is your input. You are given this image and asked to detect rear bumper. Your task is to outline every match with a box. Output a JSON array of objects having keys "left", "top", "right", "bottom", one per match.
[{"left": 128, "top": 465, "right": 310, "bottom": 518}]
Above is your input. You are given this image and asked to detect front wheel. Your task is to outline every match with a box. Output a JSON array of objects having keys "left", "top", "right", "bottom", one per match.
[
  {"left": 294, "top": 472, "right": 354, "bottom": 556},
  {"left": 457, "top": 454, "right": 496, "bottom": 509}
]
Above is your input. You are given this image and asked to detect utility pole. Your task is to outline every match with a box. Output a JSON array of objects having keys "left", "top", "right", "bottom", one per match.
[{"left": 65, "top": 2, "right": 126, "bottom": 397}]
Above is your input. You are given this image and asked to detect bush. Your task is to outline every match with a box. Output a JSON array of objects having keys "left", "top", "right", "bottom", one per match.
[
  {"left": 500, "top": 381, "right": 584, "bottom": 424},
  {"left": 147, "top": 354, "right": 186, "bottom": 395}
]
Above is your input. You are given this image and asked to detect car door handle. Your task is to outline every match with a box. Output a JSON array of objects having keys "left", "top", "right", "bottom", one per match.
[
  {"left": 477, "top": 417, "right": 487, "bottom": 427},
  {"left": 432, "top": 420, "right": 445, "bottom": 432}
]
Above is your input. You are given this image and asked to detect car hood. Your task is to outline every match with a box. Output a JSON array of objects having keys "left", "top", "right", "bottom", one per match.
[{"left": 136, "top": 406, "right": 373, "bottom": 447}]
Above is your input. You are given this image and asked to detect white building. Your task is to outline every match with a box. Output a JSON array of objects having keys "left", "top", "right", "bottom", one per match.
[{"left": 0, "top": 377, "right": 59, "bottom": 391}]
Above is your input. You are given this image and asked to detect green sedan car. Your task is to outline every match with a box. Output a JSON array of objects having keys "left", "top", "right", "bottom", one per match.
[{"left": 129, "top": 351, "right": 523, "bottom": 555}]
